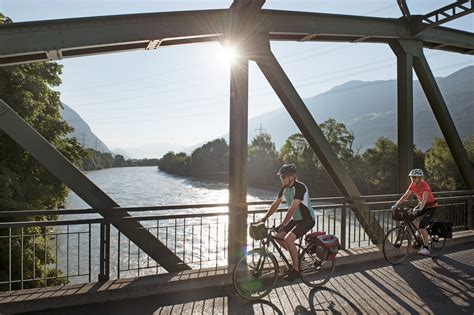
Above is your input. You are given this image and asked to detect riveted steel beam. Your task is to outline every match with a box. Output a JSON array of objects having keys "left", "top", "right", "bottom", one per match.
[
  {"left": 412, "top": 52, "right": 474, "bottom": 190},
  {"left": 1, "top": 10, "right": 474, "bottom": 66},
  {"left": 0, "top": 100, "right": 190, "bottom": 272},
  {"left": 227, "top": 0, "right": 264, "bottom": 264},
  {"left": 228, "top": 57, "right": 249, "bottom": 264},
  {"left": 389, "top": 39, "right": 420, "bottom": 193}
]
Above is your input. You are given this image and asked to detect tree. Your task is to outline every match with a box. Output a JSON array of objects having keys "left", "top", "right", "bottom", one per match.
[
  {"left": 425, "top": 136, "right": 474, "bottom": 191},
  {"left": 279, "top": 133, "right": 312, "bottom": 166},
  {"left": 320, "top": 118, "right": 354, "bottom": 165},
  {"left": 0, "top": 13, "right": 84, "bottom": 289},
  {"left": 190, "top": 138, "right": 228, "bottom": 177},
  {"left": 248, "top": 132, "right": 280, "bottom": 187},
  {"left": 361, "top": 137, "right": 398, "bottom": 194}
]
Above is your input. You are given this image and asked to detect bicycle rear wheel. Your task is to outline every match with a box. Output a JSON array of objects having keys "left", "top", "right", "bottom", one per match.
[
  {"left": 233, "top": 248, "right": 278, "bottom": 300},
  {"left": 299, "top": 242, "right": 335, "bottom": 287},
  {"left": 429, "top": 234, "right": 446, "bottom": 258},
  {"left": 383, "top": 226, "right": 411, "bottom": 264}
]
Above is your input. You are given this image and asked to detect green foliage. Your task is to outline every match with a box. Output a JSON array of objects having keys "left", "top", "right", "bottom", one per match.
[
  {"left": 320, "top": 118, "right": 354, "bottom": 164},
  {"left": 357, "top": 138, "right": 427, "bottom": 194},
  {"left": 425, "top": 136, "right": 474, "bottom": 191},
  {"left": 154, "top": 117, "right": 471, "bottom": 197},
  {"left": 360, "top": 137, "right": 398, "bottom": 194},
  {"left": 158, "top": 151, "right": 191, "bottom": 176},
  {"left": 79, "top": 149, "right": 113, "bottom": 171},
  {"left": 78, "top": 149, "right": 160, "bottom": 171},
  {"left": 248, "top": 133, "right": 280, "bottom": 187},
  {"left": 0, "top": 14, "right": 87, "bottom": 287},
  {"left": 0, "top": 64, "right": 86, "bottom": 210},
  {"left": 0, "top": 227, "right": 67, "bottom": 290},
  {"left": 158, "top": 139, "right": 230, "bottom": 178},
  {"left": 280, "top": 134, "right": 315, "bottom": 167},
  {"left": 190, "top": 138, "right": 228, "bottom": 177}
]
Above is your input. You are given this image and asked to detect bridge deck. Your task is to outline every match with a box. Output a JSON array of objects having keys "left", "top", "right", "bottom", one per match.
[{"left": 1, "top": 230, "right": 472, "bottom": 314}]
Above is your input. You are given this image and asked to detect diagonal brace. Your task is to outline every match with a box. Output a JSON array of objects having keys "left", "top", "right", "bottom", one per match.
[
  {"left": 254, "top": 51, "right": 385, "bottom": 243},
  {"left": 412, "top": 53, "right": 474, "bottom": 189},
  {"left": 0, "top": 99, "right": 190, "bottom": 272}
]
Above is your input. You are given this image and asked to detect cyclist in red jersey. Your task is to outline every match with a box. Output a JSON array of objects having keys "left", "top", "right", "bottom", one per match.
[{"left": 392, "top": 169, "right": 439, "bottom": 256}]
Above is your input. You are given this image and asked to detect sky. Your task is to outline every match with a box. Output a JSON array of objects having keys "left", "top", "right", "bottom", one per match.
[{"left": 1, "top": 1, "right": 473, "bottom": 152}]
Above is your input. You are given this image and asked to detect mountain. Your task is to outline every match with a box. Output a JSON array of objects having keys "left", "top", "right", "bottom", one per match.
[
  {"left": 115, "top": 142, "right": 187, "bottom": 159},
  {"left": 248, "top": 66, "right": 474, "bottom": 151},
  {"left": 60, "top": 103, "right": 111, "bottom": 153}
]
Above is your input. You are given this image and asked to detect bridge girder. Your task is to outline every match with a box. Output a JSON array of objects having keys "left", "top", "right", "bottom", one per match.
[{"left": 0, "top": 9, "right": 473, "bottom": 66}]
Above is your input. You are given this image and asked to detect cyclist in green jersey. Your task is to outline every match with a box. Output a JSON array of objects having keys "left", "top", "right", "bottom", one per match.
[{"left": 260, "top": 164, "right": 316, "bottom": 282}]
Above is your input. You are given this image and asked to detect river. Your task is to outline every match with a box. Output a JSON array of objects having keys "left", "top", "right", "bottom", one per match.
[{"left": 59, "top": 166, "right": 278, "bottom": 282}]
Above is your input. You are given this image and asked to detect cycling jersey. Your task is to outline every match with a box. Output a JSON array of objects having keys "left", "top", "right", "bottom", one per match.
[
  {"left": 409, "top": 180, "right": 439, "bottom": 208},
  {"left": 278, "top": 180, "right": 315, "bottom": 221}
]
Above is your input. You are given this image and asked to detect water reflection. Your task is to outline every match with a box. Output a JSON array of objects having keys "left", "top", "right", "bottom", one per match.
[
  {"left": 58, "top": 166, "right": 276, "bottom": 283},
  {"left": 65, "top": 167, "right": 276, "bottom": 209}
]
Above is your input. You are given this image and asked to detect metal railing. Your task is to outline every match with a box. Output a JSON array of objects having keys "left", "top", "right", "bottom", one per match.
[{"left": 0, "top": 190, "right": 472, "bottom": 291}]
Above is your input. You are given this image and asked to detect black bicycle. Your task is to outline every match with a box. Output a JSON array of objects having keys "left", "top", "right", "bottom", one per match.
[
  {"left": 232, "top": 223, "right": 338, "bottom": 300},
  {"left": 382, "top": 207, "right": 448, "bottom": 264}
]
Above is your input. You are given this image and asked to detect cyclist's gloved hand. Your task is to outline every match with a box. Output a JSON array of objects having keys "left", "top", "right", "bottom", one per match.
[
  {"left": 411, "top": 206, "right": 421, "bottom": 216},
  {"left": 275, "top": 224, "right": 286, "bottom": 233}
]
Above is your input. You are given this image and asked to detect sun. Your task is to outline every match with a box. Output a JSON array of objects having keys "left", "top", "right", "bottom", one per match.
[{"left": 217, "top": 45, "right": 238, "bottom": 65}]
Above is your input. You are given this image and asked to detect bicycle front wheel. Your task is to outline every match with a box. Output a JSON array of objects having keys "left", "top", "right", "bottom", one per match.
[
  {"left": 233, "top": 248, "right": 279, "bottom": 300},
  {"left": 429, "top": 234, "right": 446, "bottom": 258},
  {"left": 383, "top": 226, "right": 411, "bottom": 264},
  {"left": 299, "top": 242, "right": 335, "bottom": 287}
]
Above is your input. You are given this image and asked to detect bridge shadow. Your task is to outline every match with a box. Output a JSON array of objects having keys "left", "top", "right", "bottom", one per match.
[{"left": 22, "top": 244, "right": 472, "bottom": 315}]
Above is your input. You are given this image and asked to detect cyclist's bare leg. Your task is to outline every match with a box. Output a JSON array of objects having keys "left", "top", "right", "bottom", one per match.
[
  {"left": 275, "top": 232, "right": 288, "bottom": 250},
  {"left": 412, "top": 219, "right": 430, "bottom": 247},
  {"left": 420, "top": 229, "right": 430, "bottom": 246},
  {"left": 284, "top": 232, "right": 299, "bottom": 271}
]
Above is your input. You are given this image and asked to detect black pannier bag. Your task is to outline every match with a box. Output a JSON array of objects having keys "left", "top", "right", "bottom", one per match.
[
  {"left": 249, "top": 222, "right": 268, "bottom": 240},
  {"left": 428, "top": 222, "right": 453, "bottom": 238}
]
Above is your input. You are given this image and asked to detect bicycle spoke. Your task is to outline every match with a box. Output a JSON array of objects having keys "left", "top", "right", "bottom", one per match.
[
  {"left": 299, "top": 243, "right": 335, "bottom": 287},
  {"left": 383, "top": 226, "right": 410, "bottom": 264},
  {"left": 233, "top": 248, "right": 278, "bottom": 300}
]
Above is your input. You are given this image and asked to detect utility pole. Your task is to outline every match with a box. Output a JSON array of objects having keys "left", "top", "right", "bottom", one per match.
[{"left": 255, "top": 123, "right": 266, "bottom": 135}]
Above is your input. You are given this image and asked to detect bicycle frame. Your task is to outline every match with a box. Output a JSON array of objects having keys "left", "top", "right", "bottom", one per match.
[
  {"left": 399, "top": 218, "right": 436, "bottom": 240},
  {"left": 402, "top": 220, "right": 418, "bottom": 238},
  {"left": 258, "top": 232, "right": 305, "bottom": 270}
]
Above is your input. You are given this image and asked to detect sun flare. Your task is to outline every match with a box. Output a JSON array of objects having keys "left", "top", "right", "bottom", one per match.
[{"left": 217, "top": 45, "right": 238, "bottom": 64}]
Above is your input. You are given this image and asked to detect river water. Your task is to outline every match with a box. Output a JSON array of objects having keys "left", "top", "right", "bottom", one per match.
[
  {"left": 65, "top": 166, "right": 277, "bottom": 209},
  {"left": 59, "top": 166, "right": 278, "bottom": 282}
]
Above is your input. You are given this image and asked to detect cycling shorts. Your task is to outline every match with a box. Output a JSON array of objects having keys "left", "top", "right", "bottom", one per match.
[
  {"left": 414, "top": 207, "right": 437, "bottom": 229},
  {"left": 283, "top": 219, "right": 315, "bottom": 238}
]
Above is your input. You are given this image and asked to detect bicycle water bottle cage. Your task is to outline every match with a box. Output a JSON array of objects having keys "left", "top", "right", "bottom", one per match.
[{"left": 249, "top": 222, "right": 268, "bottom": 240}]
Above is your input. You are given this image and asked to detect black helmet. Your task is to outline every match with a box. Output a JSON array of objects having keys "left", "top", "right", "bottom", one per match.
[{"left": 277, "top": 164, "right": 296, "bottom": 176}]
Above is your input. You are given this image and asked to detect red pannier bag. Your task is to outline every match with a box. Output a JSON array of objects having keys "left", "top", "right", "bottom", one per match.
[
  {"left": 304, "top": 231, "right": 326, "bottom": 244},
  {"left": 316, "top": 234, "right": 340, "bottom": 261}
]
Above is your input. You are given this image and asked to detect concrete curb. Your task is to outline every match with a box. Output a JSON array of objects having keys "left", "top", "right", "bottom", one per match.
[{"left": 1, "top": 230, "right": 472, "bottom": 314}]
